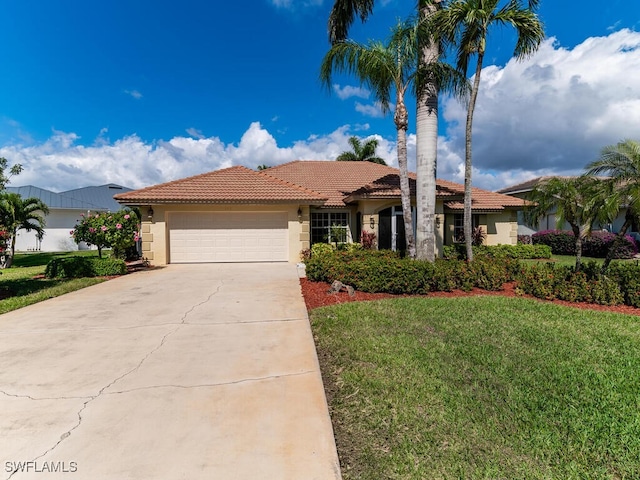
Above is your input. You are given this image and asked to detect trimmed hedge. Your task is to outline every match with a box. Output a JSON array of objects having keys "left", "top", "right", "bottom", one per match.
[
  {"left": 45, "top": 257, "right": 127, "bottom": 279},
  {"left": 532, "top": 230, "right": 638, "bottom": 258},
  {"left": 443, "top": 243, "right": 552, "bottom": 260},
  {"left": 516, "top": 261, "right": 628, "bottom": 306},
  {"left": 304, "top": 250, "right": 520, "bottom": 294}
]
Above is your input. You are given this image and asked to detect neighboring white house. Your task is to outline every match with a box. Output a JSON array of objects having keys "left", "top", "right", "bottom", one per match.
[{"left": 6, "top": 184, "right": 132, "bottom": 252}]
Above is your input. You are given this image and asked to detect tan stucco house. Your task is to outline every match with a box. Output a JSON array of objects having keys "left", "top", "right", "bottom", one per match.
[{"left": 114, "top": 160, "right": 526, "bottom": 264}]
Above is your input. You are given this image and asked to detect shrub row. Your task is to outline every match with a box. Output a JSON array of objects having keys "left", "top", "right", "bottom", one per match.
[
  {"left": 532, "top": 230, "right": 637, "bottom": 258},
  {"left": 45, "top": 257, "right": 127, "bottom": 279},
  {"left": 443, "top": 243, "right": 552, "bottom": 260},
  {"left": 305, "top": 249, "right": 520, "bottom": 294},
  {"left": 517, "top": 261, "right": 640, "bottom": 307}
]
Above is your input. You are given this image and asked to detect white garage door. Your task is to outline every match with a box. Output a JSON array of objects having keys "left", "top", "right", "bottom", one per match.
[{"left": 169, "top": 212, "right": 288, "bottom": 263}]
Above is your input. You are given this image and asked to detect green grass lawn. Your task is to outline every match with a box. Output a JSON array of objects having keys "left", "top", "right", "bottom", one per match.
[
  {"left": 0, "top": 251, "right": 109, "bottom": 314},
  {"left": 311, "top": 296, "right": 640, "bottom": 479}
]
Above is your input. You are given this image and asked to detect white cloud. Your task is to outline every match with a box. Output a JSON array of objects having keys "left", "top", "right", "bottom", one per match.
[
  {"left": 124, "top": 89, "right": 143, "bottom": 100},
  {"left": 332, "top": 84, "right": 370, "bottom": 100},
  {"left": 186, "top": 127, "right": 205, "bottom": 139},
  {"left": 440, "top": 29, "right": 640, "bottom": 189},
  {"left": 0, "top": 123, "right": 401, "bottom": 192},
  {"left": 355, "top": 101, "right": 386, "bottom": 118},
  {"left": 269, "top": 0, "right": 323, "bottom": 10}
]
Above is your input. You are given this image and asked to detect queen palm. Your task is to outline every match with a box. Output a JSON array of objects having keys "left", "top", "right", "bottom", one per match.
[
  {"left": 586, "top": 139, "right": 640, "bottom": 271},
  {"left": 525, "top": 176, "right": 617, "bottom": 272},
  {"left": 337, "top": 136, "right": 387, "bottom": 164},
  {"left": 0, "top": 192, "right": 49, "bottom": 259},
  {"left": 328, "top": 0, "right": 444, "bottom": 261},
  {"left": 322, "top": 21, "right": 420, "bottom": 257},
  {"left": 435, "top": 0, "right": 544, "bottom": 261}
]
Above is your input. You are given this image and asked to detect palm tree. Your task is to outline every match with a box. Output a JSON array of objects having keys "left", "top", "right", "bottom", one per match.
[
  {"left": 435, "top": 0, "right": 544, "bottom": 261},
  {"left": 525, "top": 176, "right": 617, "bottom": 272},
  {"left": 586, "top": 139, "right": 640, "bottom": 271},
  {"left": 328, "top": 0, "right": 443, "bottom": 261},
  {"left": 337, "top": 136, "right": 387, "bottom": 165},
  {"left": 321, "top": 21, "right": 420, "bottom": 257},
  {"left": 0, "top": 192, "right": 49, "bottom": 260}
]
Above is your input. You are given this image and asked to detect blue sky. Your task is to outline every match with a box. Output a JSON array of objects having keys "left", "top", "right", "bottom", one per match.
[{"left": 1, "top": 0, "right": 639, "bottom": 192}]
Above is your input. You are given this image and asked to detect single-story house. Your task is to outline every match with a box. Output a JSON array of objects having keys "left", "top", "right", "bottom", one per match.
[
  {"left": 6, "top": 184, "right": 132, "bottom": 252},
  {"left": 114, "top": 160, "right": 526, "bottom": 264},
  {"left": 497, "top": 176, "right": 638, "bottom": 236}
]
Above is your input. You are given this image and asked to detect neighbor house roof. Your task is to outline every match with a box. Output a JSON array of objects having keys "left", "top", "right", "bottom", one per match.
[
  {"left": 114, "top": 165, "right": 328, "bottom": 204},
  {"left": 115, "top": 160, "right": 526, "bottom": 211},
  {"left": 7, "top": 184, "right": 131, "bottom": 211}
]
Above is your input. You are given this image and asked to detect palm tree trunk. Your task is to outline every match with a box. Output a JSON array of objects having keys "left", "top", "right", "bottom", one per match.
[
  {"left": 395, "top": 100, "right": 416, "bottom": 258},
  {"left": 415, "top": 0, "right": 441, "bottom": 262},
  {"left": 464, "top": 50, "right": 484, "bottom": 262},
  {"left": 572, "top": 224, "right": 583, "bottom": 272}
]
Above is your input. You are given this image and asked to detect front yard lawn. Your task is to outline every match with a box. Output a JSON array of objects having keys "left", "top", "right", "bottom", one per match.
[
  {"left": 0, "top": 251, "right": 109, "bottom": 314},
  {"left": 311, "top": 296, "right": 640, "bottom": 479}
]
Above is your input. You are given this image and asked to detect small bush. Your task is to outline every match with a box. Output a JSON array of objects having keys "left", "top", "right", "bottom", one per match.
[
  {"left": 607, "top": 262, "right": 640, "bottom": 308},
  {"left": 360, "top": 230, "right": 377, "bottom": 249},
  {"left": 518, "top": 234, "right": 532, "bottom": 245},
  {"left": 45, "top": 257, "right": 127, "bottom": 279}
]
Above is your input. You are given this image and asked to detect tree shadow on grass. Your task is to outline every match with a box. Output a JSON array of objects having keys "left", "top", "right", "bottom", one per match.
[{"left": 0, "top": 277, "right": 64, "bottom": 300}]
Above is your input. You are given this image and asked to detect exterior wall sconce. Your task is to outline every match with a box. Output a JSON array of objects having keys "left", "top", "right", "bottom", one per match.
[
  {"left": 436, "top": 216, "right": 441, "bottom": 228},
  {"left": 370, "top": 216, "right": 376, "bottom": 229},
  {"left": 147, "top": 207, "right": 154, "bottom": 220},
  {"left": 297, "top": 207, "right": 303, "bottom": 221}
]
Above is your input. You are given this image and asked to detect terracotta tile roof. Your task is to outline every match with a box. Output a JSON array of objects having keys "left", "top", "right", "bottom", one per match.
[
  {"left": 264, "top": 160, "right": 405, "bottom": 207},
  {"left": 114, "top": 160, "right": 527, "bottom": 212},
  {"left": 438, "top": 178, "right": 527, "bottom": 211},
  {"left": 114, "top": 165, "right": 327, "bottom": 204}
]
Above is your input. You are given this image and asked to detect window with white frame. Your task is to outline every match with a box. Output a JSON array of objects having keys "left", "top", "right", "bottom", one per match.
[
  {"left": 311, "top": 212, "right": 350, "bottom": 245},
  {"left": 453, "top": 214, "right": 480, "bottom": 242}
]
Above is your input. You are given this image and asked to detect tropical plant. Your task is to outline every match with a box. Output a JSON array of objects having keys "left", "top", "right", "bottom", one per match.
[
  {"left": 321, "top": 20, "right": 421, "bottom": 257},
  {"left": 524, "top": 176, "right": 617, "bottom": 271},
  {"left": 0, "top": 192, "right": 49, "bottom": 261},
  {"left": 586, "top": 139, "right": 640, "bottom": 271},
  {"left": 337, "top": 136, "right": 387, "bottom": 164},
  {"left": 0, "top": 157, "right": 23, "bottom": 191},
  {"left": 71, "top": 210, "right": 140, "bottom": 259},
  {"left": 435, "top": 0, "right": 544, "bottom": 261},
  {"left": 328, "top": 0, "right": 444, "bottom": 262}
]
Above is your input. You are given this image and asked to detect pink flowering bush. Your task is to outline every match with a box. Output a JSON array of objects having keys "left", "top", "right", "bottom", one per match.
[{"left": 71, "top": 210, "right": 140, "bottom": 259}]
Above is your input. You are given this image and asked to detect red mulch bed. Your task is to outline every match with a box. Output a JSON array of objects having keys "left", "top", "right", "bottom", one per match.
[{"left": 300, "top": 277, "right": 640, "bottom": 316}]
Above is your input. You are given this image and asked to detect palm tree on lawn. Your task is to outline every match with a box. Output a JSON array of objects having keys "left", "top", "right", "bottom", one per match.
[
  {"left": 0, "top": 192, "right": 49, "bottom": 260},
  {"left": 322, "top": 20, "right": 421, "bottom": 257},
  {"left": 586, "top": 139, "right": 640, "bottom": 271},
  {"left": 525, "top": 176, "right": 617, "bottom": 272},
  {"left": 337, "top": 136, "right": 387, "bottom": 165},
  {"left": 434, "top": 0, "right": 544, "bottom": 261},
  {"left": 328, "top": 0, "right": 444, "bottom": 261}
]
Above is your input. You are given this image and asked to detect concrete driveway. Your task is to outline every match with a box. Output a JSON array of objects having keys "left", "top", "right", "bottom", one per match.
[{"left": 0, "top": 263, "right": 341, "bottom": 479}]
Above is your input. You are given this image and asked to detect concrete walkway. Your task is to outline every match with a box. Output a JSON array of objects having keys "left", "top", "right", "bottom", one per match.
[{"left": 0, "top": 264, "right": 341, "bottom": 479}]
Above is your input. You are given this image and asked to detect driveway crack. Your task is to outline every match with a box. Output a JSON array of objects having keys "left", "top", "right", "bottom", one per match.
[{"left": 5, "top": 281, "right": 224, "bottom": 480}]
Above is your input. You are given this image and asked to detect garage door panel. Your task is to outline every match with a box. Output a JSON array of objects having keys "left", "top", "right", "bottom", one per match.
[{"left": 169, "top": 212, "right": 288, "bottom": 263}]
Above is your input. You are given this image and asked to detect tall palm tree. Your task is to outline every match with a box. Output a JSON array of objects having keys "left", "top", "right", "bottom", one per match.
[
  {"left": 328, "top": 0, "right": 443, "bottom": 261},
  {"left": 435, "top": 0, "right": 544, "bottom": 261},
  {"left": 0, "top": 192, "right": 49, "bottom": 260},
  {"left": 337, "top": 136, "right": 387, "bottom": 165},
  {"left": 586, "top": 139, "right": 640, "bottom": 271},
  {"left": 321, "top": 21, "right": 422, "bottom": 257},
  {"left": 525, "top": 176, "right": 617, "bottom": 272}
]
